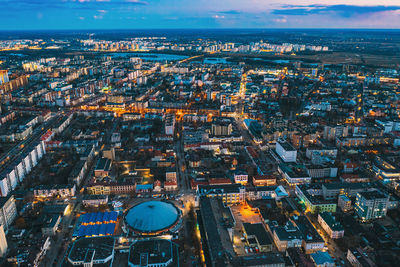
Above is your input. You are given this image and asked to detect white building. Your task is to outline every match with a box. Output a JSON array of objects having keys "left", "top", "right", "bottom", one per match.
[
  {"left": 34, "top": 184, "right": 76, "bottom": 198},
  {"left": 0, "top": 178, "right": 8, "bottom": 197},
  {"left": 0, "top": 195, "right": 17, "bottom": 232},
  {"left": 233, "top": 171, "right": 248, "bottom": 185},
  {"left": 276, "top": 139, "right": 297, "bottom": 162},
  {"left": 318, "top": 212, "right": 344, "bottom": 239},
  {"left": 355, "top": 190, "right": 389, "bottom": 222},
  {"left": 42, "top": 214, "right": 62, "bottom": 236},
  {"left": 0, "top": 224, "right": 7, "bottom": 257},
  {"left": 165, "top": 114, "right": 175, "bottom": 136},
  {"left": 67, "top": 237, "right": 115, "bottom": 266}
]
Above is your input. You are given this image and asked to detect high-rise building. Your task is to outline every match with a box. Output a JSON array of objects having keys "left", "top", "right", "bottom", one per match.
[
  {"left": 211, "top": 117, "right": 232, "bottom": 136},
  {"left": 0, "top": 70, "right": 9, "bottom": 85},
  {"left": 0, "top": 224, "right": 7, "bottom": 257},
  {"left": 323, "top": 125, "right": 349, "bottom": 141},
  {"left": 355, "top": 190, "right": 389, "bottom": 222},
  {"left": 165, "top": 114, "right": 176, "bottom": 136},
  {"left": 0, "top": 195, "right": 17, "bottom": 232}
]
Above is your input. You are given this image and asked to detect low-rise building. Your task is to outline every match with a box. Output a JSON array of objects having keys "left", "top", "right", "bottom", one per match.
[
  {"left": 246, "top": 185, "right": 288, "bottom": 201},
  {"left": 164, "top": 180, "right": 178, "bottom": 191},
  {"left": 197, "top": 197, "right": 234, "bottom": 266},
  {"left": 42, "top": 214, "right": 61, "bottom": 236},
  {"left": 252, "top": 175, "right": 276, "bottom": 187},
  {"left": 291, "top": 216, "right": 325, "bottom": 253},
  {"left": 279, "top": 163, "right": 311, "bottom": 185},
  {"left": 295, "top": 184, "right": 337, "bottom": 213},
  {"left": 34, "top": 184, "right": 76, "bottom": 198},
  {"left": 64, "top": 236, "right": 115, "bottom": 266},
  {"left": 276, "top": 138, "right": 297, "bottom": 163},
  {"left": 197, "top": 184, "right": 245, "bottom": 205},
  {"left": 231, "top": 253, "right": 285, "bottom": 267},
  {"left": 310, "top": 251, "right": 335, "bottom": 267},
  {"left": 338, "top": 194, "right": 352, "bottom": 212},
  {"left": 347, "top": 248, "right": 377, "bottom": 267},
  {"left": 318, "top": 212, "right": 344, "bottom": 239},
  {"left": 233, "top": 170, "right": 248, "bottom": 185},
  {"left": 82, "top": 195, "right": 108, "bottom": 207},
  {"left": 87, "top": 180, "right": 135, "bottom": 195},
  {"left": 272, "top": 221, "right": 303, "bottom": 252},
  {"left": 242, "top": 223, "right": 273, "bottom": 252},
  {"left": 68, "top": 159, "right": 88, "bottom": 187},
  {"left": 372, "top": 156, "right": 400, "bottom": 182},
  {"left": 94, "top": 157, "right": 112, "bottom": 177},
  {"left": 322, "top": 182, "right": 371, "bottom": 200},
  {"left": 128, "top": 239, "right": 179, "bottom": 267}
]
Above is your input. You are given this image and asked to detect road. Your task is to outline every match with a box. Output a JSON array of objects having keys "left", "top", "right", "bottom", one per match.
[
  {"left": 41, "top": 196, "right": 82, "bottom": 266},
  {"left": 305, "top": 213, "right": 348, "bottom": 265},
  {"left": 175, "top": 122, "right": 191, "bottom": 194},
  {"left": 0, "top": 113, "right": 59, "bottom": 169}
]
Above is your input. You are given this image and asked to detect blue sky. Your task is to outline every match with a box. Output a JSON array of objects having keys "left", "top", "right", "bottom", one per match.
[{"left": 2, "top": 0, "right": 400, "bottom": 29}]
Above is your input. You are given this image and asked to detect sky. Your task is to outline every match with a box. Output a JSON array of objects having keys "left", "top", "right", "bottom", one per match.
[{"left": 2, "top": 0, "right": 400, "bottom": 30}]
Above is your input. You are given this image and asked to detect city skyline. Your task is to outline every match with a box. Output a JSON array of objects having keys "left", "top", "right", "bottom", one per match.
[
  {"left": 1, "top": 14, "right": 400, "bottom": 266},
  {"left": 1, "top": 2, "right": 400, "bottom": 266},
  {"left": 2, "top": 0, "right": 400, "bottom": 30}
]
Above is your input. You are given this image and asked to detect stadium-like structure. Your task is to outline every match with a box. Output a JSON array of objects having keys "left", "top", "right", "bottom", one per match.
[{"left": 124, "top": 200, "right": 182, "bottom": 236}]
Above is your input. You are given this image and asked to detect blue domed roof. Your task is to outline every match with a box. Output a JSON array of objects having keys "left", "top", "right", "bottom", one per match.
[{"left": 125, "top": 201, "right": 180, "bottom": 233}]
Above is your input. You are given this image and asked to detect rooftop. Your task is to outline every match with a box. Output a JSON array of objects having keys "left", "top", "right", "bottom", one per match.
[
  {"left": 319, "top": 212, "right": 344, "bottom": 231},
  {"left": 128, "top": 239, "right": 178, "bottom": 266},
  {"left": 277, "top": 139, "right": 296, "bottom": 151},
  {"left": 231, "top": 253, "right": 285, "bottom": 266},
  {"left": 67, "top": 237, "right": 115, "bottom": 264},
  {"left": 124, "top": 200, "right": 180, "bottom": 234},
  {"left": 242, "top": 223, "right": 273, "bottom": 246},
  {"left": 310, "top": 251, "right": 335, "bottom": 265},
  {"left": 358, "top": 190, "right": 388, "bottom": 200}
]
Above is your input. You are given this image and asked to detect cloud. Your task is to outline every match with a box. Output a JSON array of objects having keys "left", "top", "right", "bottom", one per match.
[
  {"left": 273, "top": 18, "right": 287, "bottom": 23},
  {"left": 272, "top": 5, "right": 400, "bottom": 17},
  {"left": 125, "top": 0, "right": 148, "bottom": 4}
]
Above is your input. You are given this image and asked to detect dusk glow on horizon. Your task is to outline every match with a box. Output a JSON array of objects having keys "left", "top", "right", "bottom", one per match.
[{"left": 2, "top": 0, "right": 400, "bottom": 30}]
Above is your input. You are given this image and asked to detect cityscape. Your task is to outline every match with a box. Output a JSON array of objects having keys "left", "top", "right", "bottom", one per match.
[{"left": 1, "top": 3, "right": 400, "bottom": 267}]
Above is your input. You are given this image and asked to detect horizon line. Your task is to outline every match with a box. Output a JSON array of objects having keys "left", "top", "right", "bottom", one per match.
[{"left": 1, "top": 28, "right": 400, "bottom": 32}]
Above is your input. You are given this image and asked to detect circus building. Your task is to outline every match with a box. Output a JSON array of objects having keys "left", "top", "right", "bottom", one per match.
[{"left": 124, "top": 200, "right": 182, "bottom": 236}]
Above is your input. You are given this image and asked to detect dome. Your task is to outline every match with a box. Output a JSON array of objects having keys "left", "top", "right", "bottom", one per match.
[{"left": 125, "top": 201, "right": 180, "bottom": 234}]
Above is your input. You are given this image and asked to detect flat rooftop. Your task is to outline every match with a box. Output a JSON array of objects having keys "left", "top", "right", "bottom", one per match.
[
  {"left": 278, "top": 139, "right": 296, "bottom": 151},
  {"left": 128, "top": 239, "right": 178, "bottom": 266},
  {"left": 67, "top": 236, "right": 115, "bottom": 263}
]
